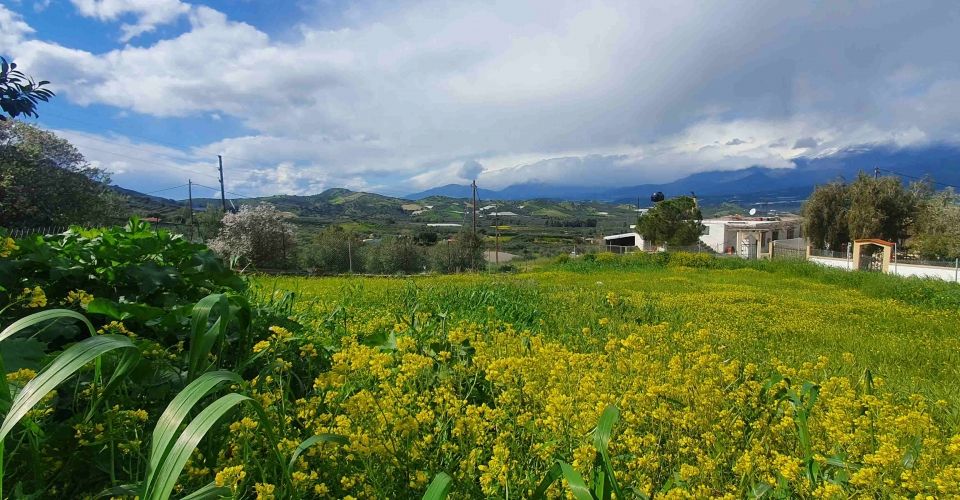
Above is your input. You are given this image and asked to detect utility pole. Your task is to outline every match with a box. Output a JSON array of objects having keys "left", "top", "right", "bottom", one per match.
[
  {"left": 218, "top": 155, "right": 227, "bottom": 212},
  {"left": 471, "top": 179, "right": 478, "bottom": 236},
  {"left": 347, "top": 237, "right": 353, "bottom": 274},
  {"left": 188, "top": 179, "right": 195, "bottom": 241},
  {"left": 495, "top": 206, "right": 500, "bottom": 265}
]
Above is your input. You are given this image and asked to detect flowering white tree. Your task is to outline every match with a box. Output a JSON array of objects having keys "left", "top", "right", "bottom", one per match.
[{"left": 208, "top": 203, "right": 296, "bottom": 269}]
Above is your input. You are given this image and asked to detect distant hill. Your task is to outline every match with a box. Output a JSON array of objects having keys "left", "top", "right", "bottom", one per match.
[{"left": 406, "top": 143, "right": 960, "bottom": 203}]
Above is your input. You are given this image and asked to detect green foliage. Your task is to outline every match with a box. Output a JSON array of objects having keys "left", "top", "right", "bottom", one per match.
[
  {"left": 0, "top": 121, "right": 123, "bottom": 227},
  {"left": 802, "top": 180, "right": 850, "bottom": 249},
  {"left": 430, "top": 231, "right": 485, "bottom": 273},
  {"left": 847, "top": 172, "right": 918, "bottom": 242},
  {"left": 196, "top": 203, "right": 224, "bottom": 241},
  {"left": 804, "top": 173, "right": 922, "bottom": 248},
  {"left": 910, "top": 189, "right": 960, "bottom": 259},
  {"left": 365, "top": 235, "right": 427, "bottom": 274},
  {"left": 636, "top": 196, "right": 703, "bottom": 247},
  {"left": 0, "top": 58, "right": 54, "bottom": 121},
  {"left": 300, "top": 225, "right": 365, "bottom": 274},
  {"left": 0, "top": 219, "right": 243, "bottom": 338},
  {"left": 533, "top": 405, "right": 626, "bottom": 500}
]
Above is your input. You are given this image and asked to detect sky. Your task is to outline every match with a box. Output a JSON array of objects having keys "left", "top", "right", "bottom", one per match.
[{"left": 1, "top": 0, "right": 959, "bottom": 199}]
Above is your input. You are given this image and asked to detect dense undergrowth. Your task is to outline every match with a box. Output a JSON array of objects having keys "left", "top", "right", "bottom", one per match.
[{"left": 1, "top": 224, "right": 960, "bottom": 498}]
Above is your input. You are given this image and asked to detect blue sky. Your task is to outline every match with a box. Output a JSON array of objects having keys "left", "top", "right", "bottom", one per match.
[{"left": 2, "top": 1, "right": 960, "bottom": 199}]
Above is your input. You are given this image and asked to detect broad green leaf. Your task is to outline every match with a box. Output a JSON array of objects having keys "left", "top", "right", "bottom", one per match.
[
  {"left": 87, "top": 298, "right": 165, "bottom": 323},
  {"left": 558, "top": 461, "right": 594, "bottom": 500},
  {"left": 593, "top": 405, "right": 624, "bottom": 499},
  {"left": 187, "top": 294, "right": 230, "bottom": 380},
  {"left": 0, "top": 334, "right": 136, "bottom": 441},
  {"left": 422, "top": 472, "right": 452, "bottom": 500},
  {"left": 146, "top": 370, "right": 241, "bottom": 486},
  {"left": 0, "top": 309, "right": 95, "bottom": 343},
  {"left": 144, "top": 393, "right": 250, "bottom": 500},
  {"left": 0, "top": 338, "right": 46, "bottom": 372}
]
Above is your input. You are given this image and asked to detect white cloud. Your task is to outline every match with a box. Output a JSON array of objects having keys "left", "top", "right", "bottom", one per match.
[
  {"left": 70, "top": 0, "right": 191, "bottom": 41},
  {"left": 5, "top": 1, "right": 960, "bottom": 196},
  {"left": 0, "top": 5, "right": 34, "bottom": 52}
]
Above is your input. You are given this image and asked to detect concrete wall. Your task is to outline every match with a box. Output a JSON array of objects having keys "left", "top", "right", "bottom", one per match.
[
  {"left": 891, "top": 262, "right": 959, "bottom": 282},
  {"left": 810, "top": 255, "right": 960, "bottom": 282}
]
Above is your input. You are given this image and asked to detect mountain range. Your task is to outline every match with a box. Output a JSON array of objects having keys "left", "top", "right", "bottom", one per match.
[{"left": 406, "top": 144, "right": 960, "bottom": 203}]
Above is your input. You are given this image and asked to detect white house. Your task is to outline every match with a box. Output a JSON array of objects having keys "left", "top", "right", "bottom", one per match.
[
  {"left": 699, "top": 216, "right": 802, "bottom": 258},
  {"left": 603, "top": 216, "right": 803, "bottom": 258},
  {"left": 602, "top": 225, "right": 659, "bottom": 252}
]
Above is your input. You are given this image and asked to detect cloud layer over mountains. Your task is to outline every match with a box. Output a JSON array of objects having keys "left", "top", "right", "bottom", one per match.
[{"left": 1, "top": 1, "right": 959, "bottom": 196}]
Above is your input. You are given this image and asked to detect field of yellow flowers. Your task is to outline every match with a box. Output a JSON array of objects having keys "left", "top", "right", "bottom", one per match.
[
  {"left": 246, "top": 255, "right": 960, "bottom": 498},
  {"left": 4, "top": 225, "right": 960, "bottom": 499}
]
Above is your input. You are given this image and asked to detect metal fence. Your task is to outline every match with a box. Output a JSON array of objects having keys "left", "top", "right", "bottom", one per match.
[
  {"left": 771, "top": 238, "right": 808, "bottom": 260},
  {"left": 809, "top": 247, "right": 849, "bottom": 259}
]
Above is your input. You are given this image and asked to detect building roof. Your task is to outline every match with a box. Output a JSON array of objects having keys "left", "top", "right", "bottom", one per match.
[
  {"left": 603, "top": 232, "right": 640, "bottom": 241},
  {"left": 854, "top": 238, "right": 895, "bottom": 247}
]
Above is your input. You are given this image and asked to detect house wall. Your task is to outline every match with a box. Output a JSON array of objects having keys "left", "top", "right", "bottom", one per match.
[{"left": 699, "top": 222, "right": 732, "bottom": 253}]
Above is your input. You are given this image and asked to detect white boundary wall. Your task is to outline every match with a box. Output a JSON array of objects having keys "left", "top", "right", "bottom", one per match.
[{"left": 809, "top": 255, "right": 960, "bottom": 282}]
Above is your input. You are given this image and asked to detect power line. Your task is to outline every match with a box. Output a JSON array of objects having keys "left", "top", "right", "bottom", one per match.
[
  {"left": 877, "top": 167, "right": 960, "bottom": 190},
  {"left": 191, "top": 183, "right": 255, "bottom": 199},
  {"left": 143, "top": 183, "right": 190, "bottom": 195}
]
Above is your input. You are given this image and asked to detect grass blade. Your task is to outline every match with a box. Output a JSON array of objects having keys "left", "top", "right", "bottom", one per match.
[
  {"left": 421, "top": 472, "right": 452, "bottom": 500},
  {"left": 532, "top": 461, "right": 593, "bottom": 500},
  {"left": 187, "top": 294, "right": 230, "bottom": 381},
  {"left": 0, "top": 309, "right": 96, "bottom": 342},
  {"left": 144, "top": 393, "right": 250, "bottom": 500},
  {"left": 145, "top": 370, "right": 242, "bottom": 491},
  {"left": 287, "top": 433, "right": 348, "bottom": 471},
  {"left": 558, "top": 461, "right": 594, "bottom": 500},
  {"left": 0, "top": 334, "right": 136, "bottom": 441},
  {"left": 593, "top": 404, "right": 624, "bottom": 499},
  {"left": 179, "top": 481, "right": 231, "bottom": 500}
]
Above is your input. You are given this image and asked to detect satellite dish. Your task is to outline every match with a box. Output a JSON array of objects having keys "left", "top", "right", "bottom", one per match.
[
  {"left": 650, "top": 191, "right": 665, "bottom": 203},
  {"left": 749, "top": 208, "right": 757, "bottom": 216}
]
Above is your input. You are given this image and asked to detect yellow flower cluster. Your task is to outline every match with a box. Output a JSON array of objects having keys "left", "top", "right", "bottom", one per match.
[
  {"left": 18, "top": 286, "right": 47, "bottom": 308},
  {"left": 97, "top": 321, "right": 136, "bottom": 338},
  {"left": 63, "top": 289, "right": 94, "bottom": 307},
  {"left": 0, "top": 236, "right": 17, "bottom": 258},
  {"left": 214, "top": 465, "right": 246, "bottom": 490}
]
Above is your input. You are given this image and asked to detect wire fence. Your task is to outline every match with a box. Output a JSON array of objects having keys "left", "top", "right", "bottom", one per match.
[{"left": 5, "top": 220, "right": 208, "bottom": 243}]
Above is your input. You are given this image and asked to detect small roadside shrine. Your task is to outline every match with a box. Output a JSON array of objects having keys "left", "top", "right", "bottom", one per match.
[{"left": 852, "top": 238, "right": 895, "bottom": 272}]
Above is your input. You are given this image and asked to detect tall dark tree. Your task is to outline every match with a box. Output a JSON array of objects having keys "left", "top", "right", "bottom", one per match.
[
  {"left": 846, "top": 173, "right": 918, "bottom": 243},
  {"left": 636, "top": 196, "right": 703, "bottom": 247},
  {"left": 0, "top": 57, "right": 54, "bottom": 121},
  {"left": 802, "top": 181, "right": 851, "bottom": 249},
  {"left": 301, "top": 225, "right": 366, "bottom": 274},
  {"left": 0, "top": 121, "right": 123, "bottom": 227},
  {"left": 909, "top": 188, "right": 960, "bottom": 259}
]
